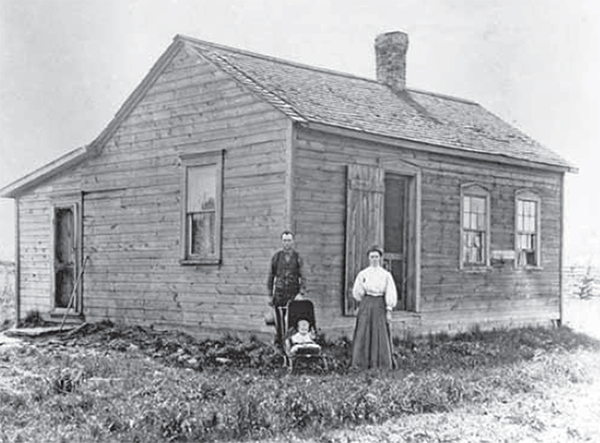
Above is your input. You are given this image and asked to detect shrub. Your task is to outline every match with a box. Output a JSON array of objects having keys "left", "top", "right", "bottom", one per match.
[{"left": 576, "top": 266, "right": 597, "bottom": 299}]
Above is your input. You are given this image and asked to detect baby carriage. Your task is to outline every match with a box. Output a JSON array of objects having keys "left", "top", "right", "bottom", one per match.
[{"left": 280, "top": 299, "right": 327, "bottom": 372}]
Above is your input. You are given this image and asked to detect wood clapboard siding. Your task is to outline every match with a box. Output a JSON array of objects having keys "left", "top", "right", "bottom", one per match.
[
  {"left": 292, "top": 126, "right": 563, "bottom": 337},
  {"left": 78, "top": 46, "right": 289, "bottom": 331},
  {"left": 15, "top": 167, "right": 84, "bottom": 319}
]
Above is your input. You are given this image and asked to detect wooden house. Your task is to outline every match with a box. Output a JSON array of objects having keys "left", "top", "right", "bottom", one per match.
[{"left": 0, "top": 31, "right": 576, "bottom": 338}]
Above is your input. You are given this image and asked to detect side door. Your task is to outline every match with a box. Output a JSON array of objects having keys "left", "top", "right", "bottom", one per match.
[{"left": 52, "top": 201, "right": 81, "bottom": 313}]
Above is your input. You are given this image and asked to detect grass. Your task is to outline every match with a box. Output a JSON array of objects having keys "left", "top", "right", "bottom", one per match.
[{"left": 1, "top": 322, "right": 599, "bottom": 442}]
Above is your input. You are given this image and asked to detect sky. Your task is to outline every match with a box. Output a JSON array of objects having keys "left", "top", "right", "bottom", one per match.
[{"left": 0, "top": 0, "right": 599, "bottom": 266}]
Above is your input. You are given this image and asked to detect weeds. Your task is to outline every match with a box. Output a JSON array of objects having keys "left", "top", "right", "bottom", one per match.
[
  {"left": 47, "top": 367, "right": 85, "bottom": 394},
  {"left": 18, "top": 310, "right": 51, "bottom": 328},
  {"left": 1, "top": 324, "right": 599, "bottom": 442}
]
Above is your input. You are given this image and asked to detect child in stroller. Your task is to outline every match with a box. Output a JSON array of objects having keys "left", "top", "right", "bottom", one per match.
[
  {"left": 283, "top": 300, "right": 324, "bottom": 370},
  {"left": 287, "top": 318, "right": 321, "bottom": 356}
]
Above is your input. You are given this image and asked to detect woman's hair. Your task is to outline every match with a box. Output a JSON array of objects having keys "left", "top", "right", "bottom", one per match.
[{"left": 367, "top": 246, "right": 383, "bottom": 257}]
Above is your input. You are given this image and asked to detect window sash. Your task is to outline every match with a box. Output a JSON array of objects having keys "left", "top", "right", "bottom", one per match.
[
  {"left": 187, "top": 212, "right": 216, "bottom": 257},
  {"left": 463, "top": 230, "right": 486, "bottom": 264},
  {"left": 187, "top": 164, "right": 216, "bottom": 212}
]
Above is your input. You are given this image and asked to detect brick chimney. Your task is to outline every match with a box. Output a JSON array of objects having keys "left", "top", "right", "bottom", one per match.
[{"left": 375, "top": 31, "right": 409, "bottom": 92}]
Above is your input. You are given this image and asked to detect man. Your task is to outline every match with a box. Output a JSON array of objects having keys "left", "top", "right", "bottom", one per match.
[{"left": 267, "top": 231, "right": 306, "bottom": 348}]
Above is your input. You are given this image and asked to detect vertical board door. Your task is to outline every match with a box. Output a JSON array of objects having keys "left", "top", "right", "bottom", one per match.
[{"left": 344, "top": 164, "right": 384, "bottom": 315}]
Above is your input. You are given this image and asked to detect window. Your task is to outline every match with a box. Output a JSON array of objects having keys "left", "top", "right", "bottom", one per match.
[
  {"left": 180, "top": 151, "right": 223, "bottom": 264},
  {"left": 460, "top": 184, "right": 490, "bottom": 268},
  {"left": 515, "top": 190, "right": 540, "bottom": 267}
]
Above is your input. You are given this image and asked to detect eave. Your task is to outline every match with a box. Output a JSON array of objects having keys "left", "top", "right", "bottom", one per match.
[
  {"left": 301, "top": 121, "right": 578, "bottom": 174},
  {"left": 0, "top": 146, "right": 91, "bottom": 198}
]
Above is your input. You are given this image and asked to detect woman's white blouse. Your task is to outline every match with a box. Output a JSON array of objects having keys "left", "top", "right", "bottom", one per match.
[{"left": 352, "top": 266, "right": 398, "bottom": 310}]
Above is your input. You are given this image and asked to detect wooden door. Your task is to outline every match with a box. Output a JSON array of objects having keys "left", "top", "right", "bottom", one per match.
[
  {"left": 53, "top": 205, "right": 78, "bottom": 310},
  {"left": 344, "top": 164, "right": 384, "bottom": 315},
  {"left": 383, "top": 173, "right": 408, "bottom": 310}
]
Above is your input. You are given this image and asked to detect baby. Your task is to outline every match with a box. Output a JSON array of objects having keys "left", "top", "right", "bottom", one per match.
[{"left": 288, "top": 319, "right": 321, "bottom": 356}]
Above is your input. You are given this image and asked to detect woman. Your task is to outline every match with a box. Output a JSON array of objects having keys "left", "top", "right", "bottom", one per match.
[{"left": 351, "top": 246, "right": 397, "bottom": 369}]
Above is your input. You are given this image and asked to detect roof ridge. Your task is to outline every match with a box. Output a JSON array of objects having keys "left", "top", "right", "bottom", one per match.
[
  {"left": 176, "top": 34, "right": 383, "bottom": 84},
  {"left": 407, "top": 88, "right": 478, "bottom": 105},
  {"left": 201, "top": 49, "right": 309, "bottom": 122},
  {"left": 175, "top": 34, "right": 480, "bottom": 106}
]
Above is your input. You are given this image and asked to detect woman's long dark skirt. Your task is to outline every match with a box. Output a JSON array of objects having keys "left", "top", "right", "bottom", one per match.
[{"left": 351, "top": 295, "right": 393, "bottom": 369}]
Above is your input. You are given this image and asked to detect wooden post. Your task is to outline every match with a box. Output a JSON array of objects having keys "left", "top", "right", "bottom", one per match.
[{"left": 14, "top": 198, "right": 20, "bottom": 327}]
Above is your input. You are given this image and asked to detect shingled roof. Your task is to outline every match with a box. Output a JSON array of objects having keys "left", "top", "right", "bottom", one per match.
[
  {"left": 181, "top": 35, "right": 573, "bottom": 171},
  {"left": 0, "top": 33, "right": 576, "bottom": 198}
]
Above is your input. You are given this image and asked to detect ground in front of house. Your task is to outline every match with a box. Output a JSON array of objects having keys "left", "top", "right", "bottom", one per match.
[
  {"left": 295, "top": 296, "right": 600, "bottom": 443},
  {"left": 0, "top": 297, "right": 599, "bottom": 443}
]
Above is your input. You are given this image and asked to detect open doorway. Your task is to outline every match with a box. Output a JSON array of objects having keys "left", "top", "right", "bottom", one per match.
[{"left": 384, "top": 173, "right": 409, "bottom": 310}]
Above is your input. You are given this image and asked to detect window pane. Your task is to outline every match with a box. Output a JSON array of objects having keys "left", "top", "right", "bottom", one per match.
[
  {"left": 467, "top": 212, "right": 474, "bottom": 230},
  {"left": 529, "top": 202, "right": 537, "bottom": 231},
  {"left": 517, "top": 234, "right": 525, "bottom": 250},
  {"left": 463, "top": 231, "right": 484, "bottom": 264},
  {"left": 472, "top": 197, "right": 484, "bottom": 214},
  {"left": 525, "top": 216, "right": 533, "bottom": 232},
  {"left": 476, "top": 212, "right": 486, "bottom": 230},
  {"left": 517, "top": 213, "right": 524, "bottom": 231},
  {"left": 525, "top": 251, "right": 536, "bottom": 266},
  {"left": 527, "top": 201, "right": 535, "bottom": 217},
  {"left": 189, "top": 212, "right": 215, "bottom": 256},
  {"left": 187, "top": 165, "right": 216, "bottom": 212},
  {"left": 517, "top": 200, "right": 537, "bottom": 234},
  {"left": 518, "top": 234, "right": 534, "bottom": 250},
  {"left": 463, "top": 196, "right": 486, "bottom": 229}
]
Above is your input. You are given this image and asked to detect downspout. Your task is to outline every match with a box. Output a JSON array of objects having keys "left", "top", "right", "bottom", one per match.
[{"left": 14, "top": 198, "right": 20, "bottom": 327}]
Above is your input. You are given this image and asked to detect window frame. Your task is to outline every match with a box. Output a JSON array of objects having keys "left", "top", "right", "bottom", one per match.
[
  {"left": 514, "top": 189, "right": 541, "bottom": 269},
  {"left": 460, "top": 183, "right": 491, "bottom": 270},
  {"left": 179, "top": 150, "right": 224, "bottom": 265}
]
